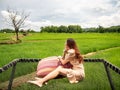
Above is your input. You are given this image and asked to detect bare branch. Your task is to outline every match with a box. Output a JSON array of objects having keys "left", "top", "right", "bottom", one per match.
[{"left": 3, "top": 8, "right": 30, "bottom": 40}]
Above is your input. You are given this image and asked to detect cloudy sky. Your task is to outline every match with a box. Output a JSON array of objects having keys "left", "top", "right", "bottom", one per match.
[{"left": 0, "top": 0, "right": 120, "bottom": 31}]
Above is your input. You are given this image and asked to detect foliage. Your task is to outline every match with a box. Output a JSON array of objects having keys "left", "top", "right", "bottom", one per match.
[
  {"left": 83, "top": 25, "right": 120, "bottom": 33},
  {"left": 58, "top": 25, "right": 68, "bottom": 33},
  {"left": 20, "top": 29, "right": 36, "bottom": 36},
  {"left": 97, "top": 25, "right": 104, "bottom": 33},
  {"left": 0, "top": 28, "right": 14, "bottom": 33},
  {"left": 41, "top": 25, "right": 120, "bottom": 33},
  {"left": 68, "top": 25, "right": 82, "bottom": 33},
  {"left": 1, "top": 25, "right": 120, "bottom": 33},
  {"left": 40, "top": 25, "right": 82, "bottom": 33}
]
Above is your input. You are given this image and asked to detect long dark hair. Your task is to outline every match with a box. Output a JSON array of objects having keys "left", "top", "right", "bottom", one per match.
[{"left": 66, "top": 38, "right": 83, "bottom": 63}]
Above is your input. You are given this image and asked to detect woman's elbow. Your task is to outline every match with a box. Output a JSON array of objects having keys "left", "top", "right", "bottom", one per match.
[{"left": 60, "top": 59, "right": 68, "bottom": 65}]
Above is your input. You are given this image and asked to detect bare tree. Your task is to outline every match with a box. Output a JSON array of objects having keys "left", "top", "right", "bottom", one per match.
[{"left": 3, "top": 9, "right": 30, "bottom": 41}]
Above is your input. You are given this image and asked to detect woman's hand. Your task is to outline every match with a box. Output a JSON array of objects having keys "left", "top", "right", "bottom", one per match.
[
  {"left": 63, "top": 49, "right": 67, "bottom": 53},
  {"left": 58, "top": 56, "right": 62, "bottom": 59},
  {"left": 59, "top": 57, "right": 69, "bottom": 65}
]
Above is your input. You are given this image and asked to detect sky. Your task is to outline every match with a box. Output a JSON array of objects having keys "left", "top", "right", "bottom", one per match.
[{"left": 0, "top": 0, "right": 120, "bottom": 31}]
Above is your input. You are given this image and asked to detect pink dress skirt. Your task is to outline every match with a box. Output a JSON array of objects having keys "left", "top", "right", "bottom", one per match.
[{"left": 36, "top": 56, "right": 72, "bottom": 77}]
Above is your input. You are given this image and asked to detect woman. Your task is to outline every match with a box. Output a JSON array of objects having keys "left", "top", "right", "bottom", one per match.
[{"left": 28, "top": 38, "right": 85, "bottom": 87}]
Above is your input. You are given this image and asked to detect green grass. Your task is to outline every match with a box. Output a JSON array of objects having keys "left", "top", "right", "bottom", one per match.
[
  {"left": 87, "top": 47, "right": 120, "bottom": 67},
  {"left": 0, "top": 33, "right": 14, "bottom": 42},
  {"left": 22, "top": 33, "right": 120, "bottom": 54},
  {"left": 0, "top": 33, "right": 120, "bottom": 90},
  {"left": 0, "top": 33, "right": 120, "bottom": 67},
  {"left": 22, "top": 33, "right": 119, "bottom": 40},
  {"left": 87, "top": 47, "right": 120, "bottom": 90},
  {"left": 14, "top": 63, "right": 111, "bottom": 90}
]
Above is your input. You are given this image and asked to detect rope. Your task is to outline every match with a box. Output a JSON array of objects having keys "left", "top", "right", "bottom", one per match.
[
  {"left": 84, "top": 58, "right": 104, "bottom": 62},
  {"left": 0, "top": 59, "right": 120, "bottom": 74},
  {"left": 0, "top": 59, "right": 40, "bottom": 73},
  {"left": 18, "top": 58, "right": 40, "bottom": 62},
  {"left": 0, "top": 59, "right": 19, "bottom": 73},
  {"left": 103, "top": 60, "right": 120, "bottom": 74}
]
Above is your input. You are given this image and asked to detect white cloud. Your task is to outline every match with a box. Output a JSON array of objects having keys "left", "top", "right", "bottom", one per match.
[
  {"left": 25, "top": 20, "right": 53, "bottom": 31},
  {"left": 0, "top": 0, "right": 120, "bottom": 30},
  {"left": 80, "top": 12, "right": 120, "bottom": 28},
  {"left": 1, "top": 10, "right": 9, "bottom": 19},
  {"left": 48, "top": 0, "right": 120, "bottom": 28},
  {"left": 1, "top": 10, "right": 22, "bottom": 22},
  {"left": 1, "top": 10, "right": 53, "bottom": 31}
]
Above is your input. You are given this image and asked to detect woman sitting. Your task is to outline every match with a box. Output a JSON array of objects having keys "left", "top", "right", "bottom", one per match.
[{"left": 28, "top": 38, "right": 85, "bottom": 87}]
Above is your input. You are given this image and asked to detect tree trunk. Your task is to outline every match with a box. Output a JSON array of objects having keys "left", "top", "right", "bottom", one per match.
[{"left": 15, "top": 29, "right": 19, "bottom": 41}]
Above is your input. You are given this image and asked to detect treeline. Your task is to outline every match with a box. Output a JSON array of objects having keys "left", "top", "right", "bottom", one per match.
[
  {"left": 0, "top": 29, "right": 14, "bottom": 33},
  {"left": 0, "top": 29, "right": 36, "bottom": 33},
  {"left": 84, "top": 25, "right": 120, "bottom": 33},
  {"left": 41, "top": 25, "right": 82, "bottom": 33},
  {"left": 0, "top": 25, "right": 120, "bottom": 33},
  {"left": 41, "top": 25, "right": 120, "bottom": 33}
]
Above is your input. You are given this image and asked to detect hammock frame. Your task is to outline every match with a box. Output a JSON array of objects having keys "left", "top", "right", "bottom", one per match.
[{"left": 0, "top": 58, "right": 120, "bottom": 90}]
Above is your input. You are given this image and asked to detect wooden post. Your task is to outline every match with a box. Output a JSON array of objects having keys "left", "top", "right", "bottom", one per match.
[
  {"left": 103, "top": 61, "right": 115, "bottom": 90},
  {"left": 8, "top": 63, "right": 17, "bottom": 90}
]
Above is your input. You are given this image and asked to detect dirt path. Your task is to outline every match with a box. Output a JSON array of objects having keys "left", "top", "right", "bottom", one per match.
[
  {"left": 11, "top": 34, "right": 24, "bottom": 41},
  {"left": 83, "top": 46, "right": 120, "bottom": 58},
  {"left": 0, "top": 46, "right": 120, "bottom": 90},
  {"left": 0, "top": 72, "right": 36, "bottom": 90}
]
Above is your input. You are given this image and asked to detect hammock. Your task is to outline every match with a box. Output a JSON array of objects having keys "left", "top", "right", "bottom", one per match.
[{"left": 0, "top": 58, "right": 120, "bottom": 90}]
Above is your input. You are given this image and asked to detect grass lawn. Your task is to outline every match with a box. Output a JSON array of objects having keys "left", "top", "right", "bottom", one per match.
[
  {"left": 87, "top": 47, "right": 120, "bottom": 90},
  {"left": 0, "top": 33, "right": 120, "bottom": 90},
  {"left": 13, "top": 62, "right": 112, "bottom": 90},
  {"left": 0, "top": 33, "right": 14, "bottom": 41},
  {"left": 87, "top": 47, "right": 120, "bottom": 67}
]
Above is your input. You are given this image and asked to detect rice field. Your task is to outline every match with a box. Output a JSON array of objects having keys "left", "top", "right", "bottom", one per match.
[{"left": 0, "top": 33, "right": 120, "bottom": 90}]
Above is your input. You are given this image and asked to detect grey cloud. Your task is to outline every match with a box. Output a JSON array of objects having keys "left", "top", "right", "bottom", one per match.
[{"left": 0, "top": 0, "right": 120, "bottom": 30}]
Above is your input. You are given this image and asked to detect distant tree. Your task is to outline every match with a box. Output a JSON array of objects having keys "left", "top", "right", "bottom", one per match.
[
  {"left": 40, "top": 27, "right": 45, "bottom": 32},
  {"left": 40, "top": 25, "right": 83, "bottom": 33},
  {"left": 27, "top": 29, "right": 36, "bottom": 33},
  {"left": 109, "top": 26, "right": 120, "bottom": 33},
  {"left": 97, "top": 25, "right": 104, "bottom": 33},
  {"left": 2, "top": 9, "right": 30, "bottom": 41},
  {"left": 50, "top": 26, "right": 58, "bottom": 33},
  {"left": 58, "top": 25, "right": 68, "bottom": 33},
  {"left": 0, "top": 28, "right": 14, "bottom": 33},
  {"left": 68, "top": 25, "right": 74, "bottom": 33},
  {"left": 83, "top": 27, "right": 97, "bottom": 32},
  {"left": 76, "top": 25, "right": 82, "bottom": 33},
  {"left": 68, "top": 25, "right": 82, "bottom": 33}
]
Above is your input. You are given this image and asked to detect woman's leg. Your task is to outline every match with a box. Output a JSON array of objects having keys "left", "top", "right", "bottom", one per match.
[
  {"left": 41, "top": 66, "right": 69, "bottom": 83},
  {"left": 28, "top": 66, "right": 69, "bottom": 87}
]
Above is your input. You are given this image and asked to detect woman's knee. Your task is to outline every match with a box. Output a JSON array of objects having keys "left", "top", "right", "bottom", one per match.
[{"left": 56, "top": 66, "right": 63, "bottom": 72}]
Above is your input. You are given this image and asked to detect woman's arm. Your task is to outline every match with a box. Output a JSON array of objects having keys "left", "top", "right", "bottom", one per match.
[
  {"left": 62, "top": 49, "right": 67, "bottom": 59},
  {"left": 59, "top": 58, "right": 69, "bottom": 65},
  {"left": 59, "top": 49, "right": 75, "bottom": 65}
]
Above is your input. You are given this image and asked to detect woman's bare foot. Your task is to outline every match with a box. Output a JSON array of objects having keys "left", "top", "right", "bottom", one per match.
[
  {"left": 35, "top": 77, "right": 48, "bottom": 85},
  {"left": 35, "top": 77, "right": 41, "bottom": 80},
  {"left": 27, "top": 80, "right": 43, "bottom": 87}
]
